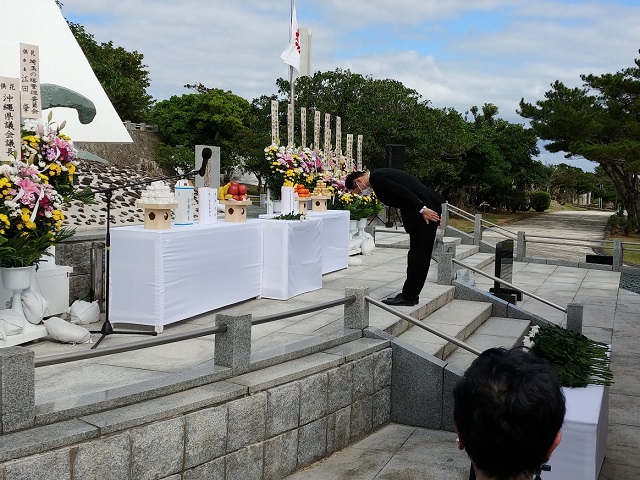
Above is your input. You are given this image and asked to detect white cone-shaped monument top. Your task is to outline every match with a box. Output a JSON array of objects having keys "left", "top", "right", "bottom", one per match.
[{"left": 0, "top": 0, "right": 132, "bottom": 143}]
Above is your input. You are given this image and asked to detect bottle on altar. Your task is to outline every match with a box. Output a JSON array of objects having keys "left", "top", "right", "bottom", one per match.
[{"left": 175, "top": 179, "right": 195, "bottom": 225}]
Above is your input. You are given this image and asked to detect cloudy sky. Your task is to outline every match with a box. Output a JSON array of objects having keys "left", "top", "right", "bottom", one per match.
[{"left": 60, "top": 0, "right": 640, "bottom": 171}]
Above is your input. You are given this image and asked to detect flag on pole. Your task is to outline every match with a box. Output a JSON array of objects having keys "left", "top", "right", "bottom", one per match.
[{"left": 280, "top": 5, "right": 300, "bottom": 72}]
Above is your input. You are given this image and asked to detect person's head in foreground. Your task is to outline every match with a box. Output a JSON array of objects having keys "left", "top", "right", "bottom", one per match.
[{"left": 453, "top": 347, "right": 566, "bottom": 480}]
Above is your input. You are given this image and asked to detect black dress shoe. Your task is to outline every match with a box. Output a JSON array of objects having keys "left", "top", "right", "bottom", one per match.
[{"left": 382, "top": 294, "right": 418, "bottom": 306}]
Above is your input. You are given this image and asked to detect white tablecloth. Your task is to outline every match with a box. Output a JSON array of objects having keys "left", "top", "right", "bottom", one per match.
[
  {"left": 546, "top": 385, "right": 608, "bottom": 480},
  {"left": 307, "top": 210, "right": 350, "bottom": 274},
  {"left": 261, "top": 219, "right": 323, "bottom": 300},
  {"left": 109, "top": 221, "right": 263, "bottom": 326}
]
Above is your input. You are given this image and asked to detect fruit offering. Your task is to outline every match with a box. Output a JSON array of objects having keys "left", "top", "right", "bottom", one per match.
[
  {"left": 217, "top": 181, "right": 250, "bottom": 202},
  {"left": 311, "top": 180, "right": 331, "bottom": 197},
  {"left": 295, "top": 184, "right": 311, "bottom": 198}
]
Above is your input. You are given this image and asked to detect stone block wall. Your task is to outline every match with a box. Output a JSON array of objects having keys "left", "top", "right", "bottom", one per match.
[
  {"left": 0, "top": 348, "right": 392, "bottom": 479},
  {"left": 55, "top": 231, "right": 105, "bottom": 305}
]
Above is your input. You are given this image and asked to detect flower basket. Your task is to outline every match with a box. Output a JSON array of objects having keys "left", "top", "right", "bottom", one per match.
[{"left": 20, "top": 113, "right": 79, "bottom": 199}]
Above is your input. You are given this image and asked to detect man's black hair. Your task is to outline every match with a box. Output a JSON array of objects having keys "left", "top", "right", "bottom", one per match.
[
  {"left": 453, "top": 347, "right": 566, "bottom": 480},
  {"left": 345, "top": 171, "right": 366, "bottom": 190}
]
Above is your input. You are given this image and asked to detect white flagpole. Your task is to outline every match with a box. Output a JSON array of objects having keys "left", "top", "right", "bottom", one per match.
[{"left": 289, "top": 0, "right": 295, "bottom": 124}]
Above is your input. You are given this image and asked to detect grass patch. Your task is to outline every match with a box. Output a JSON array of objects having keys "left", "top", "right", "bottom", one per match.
[
  {"left": 448, "top": 211, "right": 539, "bottom": 233},
  {"left": 604, "top": 232, "right": 640, "bottom": 266}
]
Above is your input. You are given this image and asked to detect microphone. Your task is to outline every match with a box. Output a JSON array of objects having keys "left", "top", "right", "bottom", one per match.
[{"left": 198, "top": 147, "right": 212, "bottom": 177}]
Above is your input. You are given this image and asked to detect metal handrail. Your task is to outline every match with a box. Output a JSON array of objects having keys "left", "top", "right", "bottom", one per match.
[
  {"left": 445, "top": 204, "right": 517, "bottom": 239},
  {"left": 451, "top": 259, "right": 567, "bottom": 314},
  {"left": 479, "top": 221, "right": 518, "bottom": 239},
  {"left": 525, "top": 234, "right": 614, "bottom": 243},
  {"left": 35, "top": 324, "right": 228, "bottom": 367},
  {"left": 252, "top": 296, "right": 356, "bottom": 325},
  {"left": 35, "top": 296, "right": 358, "bottom": 368},
  {"left": 366, "top": 296, "right": 482, "bottom": 355},
  {"left": 523, "top": 238, "right": 611, "bottom": 248}
]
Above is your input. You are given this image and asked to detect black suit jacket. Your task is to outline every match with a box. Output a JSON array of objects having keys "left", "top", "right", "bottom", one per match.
[{"left": 369, "top": 168, "right": 446, "bottom": 233}]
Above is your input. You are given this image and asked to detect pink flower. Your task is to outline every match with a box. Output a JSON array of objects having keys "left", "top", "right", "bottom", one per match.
[{"left": 18, "top": 177, "right": 40, "bottom": 196}]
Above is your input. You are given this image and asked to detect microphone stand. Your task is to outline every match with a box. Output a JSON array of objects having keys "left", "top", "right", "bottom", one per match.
[{"left": 78, "top": 167, "right": 205, "bottom": 349}]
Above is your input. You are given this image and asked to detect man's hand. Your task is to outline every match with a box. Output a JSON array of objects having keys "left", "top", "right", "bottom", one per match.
[{"left": 421, "top": 207, "right": 440, "bottom": 224}]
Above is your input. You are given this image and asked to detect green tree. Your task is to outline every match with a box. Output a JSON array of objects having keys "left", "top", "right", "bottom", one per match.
[
  {"left": 68, "top": 23, "right": 153, "bottom": 122},
  {"left": 451, "top": 104, "right": 544, "bottom": 209},
  {"left": 519, "top": 54, "right": 640, "bottom": 229},
  {"left": 548, "top": 163, "right": 595, "bottom": 204},
  {"left": 148, "top": 89, "right": 253, "bottom": 178},
  {"left": 279, "top": 69, "right": 473, "bottom": 194}
]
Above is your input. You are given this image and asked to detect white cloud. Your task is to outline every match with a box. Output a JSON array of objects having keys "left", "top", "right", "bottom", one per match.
[{"left": 58, "top": 0, "right": 640, "bottom": 171}]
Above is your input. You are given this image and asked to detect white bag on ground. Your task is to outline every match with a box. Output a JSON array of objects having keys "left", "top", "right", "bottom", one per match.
[
  {"left": 21, "top": 288, "right": 49, "bottom": 324},
  {"left": 69, "top": 300, "right": 100, "bottom": 325},
  {"left": 44, "top": 317, "right": 91, "bottom": 344},
  {"left": 0, "top": 309, "right": 25, "bottom": 337}
]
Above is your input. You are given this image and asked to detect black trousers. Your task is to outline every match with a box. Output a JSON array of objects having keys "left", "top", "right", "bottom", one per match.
[{"left": 401, "top": 220, "right": 439, "bottom": 300}]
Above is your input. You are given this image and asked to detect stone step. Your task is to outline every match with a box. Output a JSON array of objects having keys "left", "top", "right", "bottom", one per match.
[
  {"left": 454, "top": 244, "right": 479, "bottom": 260},
  {"left": 456, "top": 252, "right": 495, "bottom": 272},
  {"left": 444, "top": 316, "right": 531, "bottom": 370},
  {"left": 369, "top": 284, "right": 456, "bottom": 338},
  {"left": 395, "top": 299, "right": 492, "bottom": 360},
  {"left": 441, "top": 236, "right": 462, "bottom": 246}
]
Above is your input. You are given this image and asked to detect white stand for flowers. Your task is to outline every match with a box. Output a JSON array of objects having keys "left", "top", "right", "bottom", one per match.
[{"left": 0, "top": 265, "right": 73, "bottom": 347}]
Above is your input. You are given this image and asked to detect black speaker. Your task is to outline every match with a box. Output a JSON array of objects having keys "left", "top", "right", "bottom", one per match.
[{"left": 386, "top": 144, "right": 405, "bottom": 170}]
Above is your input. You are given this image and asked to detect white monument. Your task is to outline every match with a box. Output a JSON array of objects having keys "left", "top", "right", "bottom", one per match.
[{"left": 0, "top": 0, "right": 132, "bottom": 143}]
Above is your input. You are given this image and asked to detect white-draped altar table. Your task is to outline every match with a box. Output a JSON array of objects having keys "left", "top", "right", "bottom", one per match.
[
  {"left": 546, "top": 384, "right": 608, "bottom": 480},
  {"left": 307, "top": 210, "right": 350, "bottom": 274},
  {"left": 260, "top": 218, "right": 323, "bottom": 300},
  {"left": 109, "top": 221, "right": 263, "bottom": 329}
]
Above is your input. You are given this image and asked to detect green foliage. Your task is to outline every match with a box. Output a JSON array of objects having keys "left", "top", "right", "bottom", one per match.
[
  {"left": 152, "top": 144, "right": 194, "bottom": 175},
  {"left": 507, "top": 189, "right": 529, "bottom": 212},
  {"left": 519, "top": 54, "right": 640, "bottom": 226},
  {"left": 272, "top": 213, "right": 305, "bottom": 221},
  {"left": 527, "top": 325, "right": 613, "bottom": 388},
  {"left": 607, "top": 212, "right": 638, "bottom": 235},
  {"left": 68, "top": 23, "right": 153, "bottom": 122},
  {"left": 530, "top": 191, "right": 552, "bottom": 212},
  {"left": 148, "top": 89, "right": 253, "bottom": 179},
  {"left": 548, "top": 163, "right": 596, "bottom": 203}
]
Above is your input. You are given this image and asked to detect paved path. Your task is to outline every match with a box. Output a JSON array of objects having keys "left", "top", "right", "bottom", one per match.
[
  {"left": 288, "top": 209, "right": 640, "bottom": 480},
  {"left": 481, "top": 209, "right": 612, "bottom": 263}
]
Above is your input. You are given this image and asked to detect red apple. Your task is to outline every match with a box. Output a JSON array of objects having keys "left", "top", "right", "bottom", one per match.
[
  {"left": 238, "top": 184, "right": 248, "bottom": 195},
  {"left": 228, "top": 184, "right": 239, "bottom": 195},
  {"left": 232, "top": 194, "right": 242, "bottom": 201}
]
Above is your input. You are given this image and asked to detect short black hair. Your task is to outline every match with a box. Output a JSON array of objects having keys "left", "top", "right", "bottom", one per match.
[
  {"left": 345, "top": 171, "right": 366, "bottom": 190},
  {"left": 453, "top": 348, "right": 565, "bottom": 479}
]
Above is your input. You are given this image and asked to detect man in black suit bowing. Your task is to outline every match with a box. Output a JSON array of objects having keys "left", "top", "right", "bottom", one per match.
[{"left": 345, "top": 169, "right": 446, "bottom": 306}]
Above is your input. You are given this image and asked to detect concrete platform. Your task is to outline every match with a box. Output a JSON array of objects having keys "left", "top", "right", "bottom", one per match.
[{"left": 20, "top": 209, "right": 640, "bottom": 479}]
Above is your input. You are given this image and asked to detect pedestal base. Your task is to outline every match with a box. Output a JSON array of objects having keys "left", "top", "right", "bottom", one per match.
[
  {"left": 310, "top": 196, "right": 330, "bottom": 212},
  {"left": 0, "top": 321, "right": 48, "bottom": 348},
  {"left": 221, "top": 200, "right": 252, "bottom": 222}
]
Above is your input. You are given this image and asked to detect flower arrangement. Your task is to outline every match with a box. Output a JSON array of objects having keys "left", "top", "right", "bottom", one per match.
[
  {"left": 523, "top": 324, "right": 613, "bottom": 388},
  {"left": 330, "top": 191, "right": 383, "bottom": 220},
  {"left": 21, "top": 113, "right": 79, "bottom": 199},
  {"left": 264, "top": 145, "right": 322, "bottom": 200},
  {"left": 0, "top": 159, "right": 74, "bottom": 267}
]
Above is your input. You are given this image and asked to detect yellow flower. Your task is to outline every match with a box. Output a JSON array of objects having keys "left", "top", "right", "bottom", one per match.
[{"left": 67, "top": 164, "right": 76, "bottom": 175}]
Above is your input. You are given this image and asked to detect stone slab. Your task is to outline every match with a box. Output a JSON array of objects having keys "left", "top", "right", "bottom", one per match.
[
  {"left": 0, "top": 418, "right": 98, "bottom": 462},
  {"left": 80, "top": 381, "right": 246, "bottom": 434},
  {"left": 228, "top": 352, "right": 343, "bottom": 394}
]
